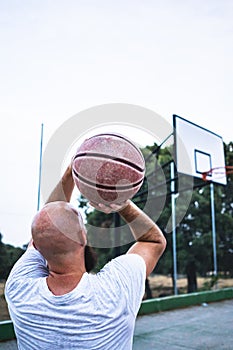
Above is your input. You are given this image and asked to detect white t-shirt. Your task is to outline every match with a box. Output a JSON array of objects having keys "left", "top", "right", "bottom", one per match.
[{"left": 5, "top": 246, "right": 146, "bottom": 350}]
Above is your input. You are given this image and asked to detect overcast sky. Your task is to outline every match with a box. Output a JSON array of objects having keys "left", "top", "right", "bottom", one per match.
[{"left": 1, "top": 0, "right": 233, "bottom": 247}]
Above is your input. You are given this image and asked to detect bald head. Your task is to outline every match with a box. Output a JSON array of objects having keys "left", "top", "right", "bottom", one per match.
[{"left": 31, "top": 201, "right": 87, "bottom": 262}]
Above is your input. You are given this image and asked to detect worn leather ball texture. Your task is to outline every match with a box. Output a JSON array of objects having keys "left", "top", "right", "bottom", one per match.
[{"left": 72, "top": 133, "right": 145, "bottom": 204}]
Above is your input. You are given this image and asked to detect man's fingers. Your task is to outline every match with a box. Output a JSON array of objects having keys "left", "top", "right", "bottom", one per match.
[
  {"left": 89, "top": 202, "right": 112, "bottom": 213},
  {"left": 109, "top": 200, "right": 130, "bottom": 211},
  {"left": 89, "top": 200, "right": 130, "bottom": 213}
]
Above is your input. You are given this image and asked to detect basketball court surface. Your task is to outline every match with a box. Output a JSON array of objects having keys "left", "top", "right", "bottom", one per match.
[
  {"left": 1, "top": 299, "right": 232, "bottom": 349},
  {"left": 134, "top": 299, "right": 233, "bottom": 349},
  {"left": 133, "top": 299, "right": 233, "bottom": 350}
]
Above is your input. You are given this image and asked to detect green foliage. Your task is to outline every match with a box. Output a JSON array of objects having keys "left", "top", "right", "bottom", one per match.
[
  {"left": 0, "top": 233, "right": 25, "bottom": 280},
  {"left": 199, "top": 275, "right": 219, "bottom": 291}
]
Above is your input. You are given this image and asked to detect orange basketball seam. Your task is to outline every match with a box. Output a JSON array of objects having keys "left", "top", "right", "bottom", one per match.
[
  {"left": 72, "top": 169, "right": 144, "bottom": 190},
  {"left": 73, "top": 153, "right": 145, "bottom": 172}
]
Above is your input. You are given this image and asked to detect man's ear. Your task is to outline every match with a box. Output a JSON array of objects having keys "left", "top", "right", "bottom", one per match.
[{"left": 27, "top": 239, "right": 36, "bottom": 249}]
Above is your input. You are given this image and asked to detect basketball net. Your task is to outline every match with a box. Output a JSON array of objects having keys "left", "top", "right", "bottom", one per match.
[{"left": 202, "top": 166, "right": 233, "bottom": 181}]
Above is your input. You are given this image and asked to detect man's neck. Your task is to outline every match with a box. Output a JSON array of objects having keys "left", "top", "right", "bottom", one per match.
[{"left": 46, "top": 269, "right": 86, "bottom": 296}]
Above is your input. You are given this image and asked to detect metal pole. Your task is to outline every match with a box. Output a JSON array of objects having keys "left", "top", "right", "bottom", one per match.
[
  {"left": 114, "top": 212, "right": 121, "bottom": 257},
  {"left": 37, "top": 123, "right": 44, "bottom": 211},
  {"left": 210, "top": 182, "right": 218, "bottom": 277},
  {"left": 171, "top": 161, "right": 178, "bottom": 295}
]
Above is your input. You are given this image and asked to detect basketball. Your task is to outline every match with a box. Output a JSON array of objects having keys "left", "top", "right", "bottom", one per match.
[{"left": 72, "top": 133, "right": 145, "bottom": 204}]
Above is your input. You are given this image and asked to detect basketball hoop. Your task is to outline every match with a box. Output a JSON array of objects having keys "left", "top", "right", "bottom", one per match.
[{"left": 202, "top": 166, "right": 233, "bottom": 181}]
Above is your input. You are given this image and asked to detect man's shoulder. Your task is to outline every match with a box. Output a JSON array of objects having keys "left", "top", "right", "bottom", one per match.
[
  {"left": 5, "top": 246, "right": 48, "bottom": 289},
  {"left": 112, "top": 253, "right": 146, "bottom": 266},
  {"left": 101, "top": 253, "right": 146, "bottom": 276}
]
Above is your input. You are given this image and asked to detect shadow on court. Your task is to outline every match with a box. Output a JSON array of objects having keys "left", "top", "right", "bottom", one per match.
[
  {"left": 1, "top": 300, "right": 232, "bottom": 349},
  {"left": 133, "top": 299, "right": 233, "bottom": 350}
]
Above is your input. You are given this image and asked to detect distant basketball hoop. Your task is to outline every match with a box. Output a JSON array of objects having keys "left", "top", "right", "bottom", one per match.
[
  {"left": 202, "top": 166, "right": 233, "bottom": 182},
  {"left": 172, "top": 114, "right": 228, "bottom": 288},
  {"left": 173, "top": 114, "right": 227, "bottom": 186}
]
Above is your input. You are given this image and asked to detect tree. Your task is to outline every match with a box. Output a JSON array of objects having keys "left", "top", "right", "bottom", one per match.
[{"left": 0, "top": 233, "right": 25, "bottom": 280}]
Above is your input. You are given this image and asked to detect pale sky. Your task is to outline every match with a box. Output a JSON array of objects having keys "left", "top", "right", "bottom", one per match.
[{"left": 1, "top": 0, "right": 233, "bottom": 247}]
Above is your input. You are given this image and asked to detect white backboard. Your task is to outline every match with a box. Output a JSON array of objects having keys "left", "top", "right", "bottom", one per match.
[{"left": 173, "top": 115, "right": 226, "bottom": 185}]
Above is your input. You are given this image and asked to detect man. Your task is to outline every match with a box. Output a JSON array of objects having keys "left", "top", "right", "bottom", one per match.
[{"left": 5, "top": 162, "right": 166, "bottom": 350}]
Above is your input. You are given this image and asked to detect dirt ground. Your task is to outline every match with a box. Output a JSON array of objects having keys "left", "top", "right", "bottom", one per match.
[
  {"left": 1, "top": 276, "right": 233, "bottom": 321},
  {"left": 146, "top": 274, "right": 233, "bottom": 298},
  {"left": 0, "top": 282, "right": 10, "bottom": 321}
]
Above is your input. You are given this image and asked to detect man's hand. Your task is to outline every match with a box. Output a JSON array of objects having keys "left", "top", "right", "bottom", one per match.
[{"left": 89, "top": 200, "right": 130, "bottom": 214}]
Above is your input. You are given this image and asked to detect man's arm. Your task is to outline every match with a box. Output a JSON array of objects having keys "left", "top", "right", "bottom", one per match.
[
  {"left": 118, "top": 201, "right": 166, "bottom": 277},
  {"left": 91, "top": 200, "right": 166, "bottom": 278},
  {"left": 45, "top": 164, "right": 75, "bottom": 203},
  {"left": 28, "top": 164, "right": 75, "bottom": 248}
]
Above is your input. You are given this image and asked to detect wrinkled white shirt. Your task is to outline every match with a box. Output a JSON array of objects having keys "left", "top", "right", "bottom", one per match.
[{"left": 5, "top": 246, "right": 146, "bottom": 350}]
